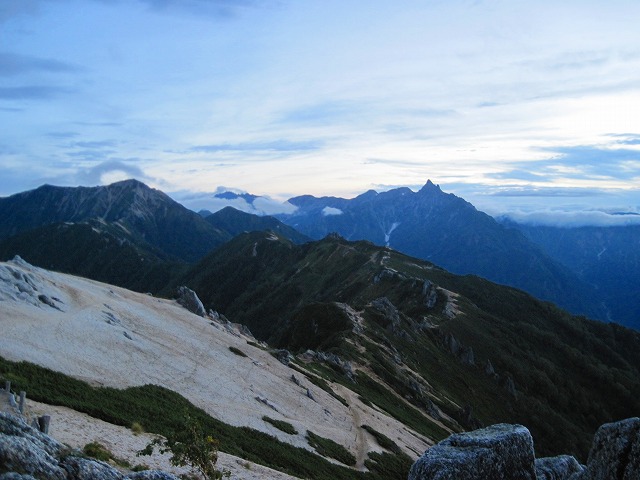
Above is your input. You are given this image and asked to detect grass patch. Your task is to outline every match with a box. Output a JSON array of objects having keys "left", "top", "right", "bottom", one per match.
[
  {"left": 306, "top": 431, "right": 356, "bottom": 466},
  {"left": 131, "top": 421, "right": 144, "bottom": 435},
  {"left": 262, "top": 416, "right": 298, "bottom": 435},
  {"left": 361, "top": 425, "right": 402, "bottom": 454},
  {"left": 83, "top": 441, "right": 130, "bottom": 468},
  {"left": 228, "top": 346, "right": 248, "bottom": 357}
]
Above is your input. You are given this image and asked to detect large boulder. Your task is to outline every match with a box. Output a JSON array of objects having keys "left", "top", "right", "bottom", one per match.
[
  {"left": 571, "top": 417, "right": 640, "bottom": 480},
  {"left": 175, "top": 286, "right": 207, "bottom": 317},
  {"left": 0, "top": 412, "right": 179, "bottom": 480},
  {"left": 409, "top": 423, "right": 536, "bottom": 480}
]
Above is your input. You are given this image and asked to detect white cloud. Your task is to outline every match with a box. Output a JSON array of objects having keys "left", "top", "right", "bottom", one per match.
[
  {"left": 499, "top": 209, "right": 640, "bottom": 228},
  {"left": 322, "top": 206, "right": 343, "bottom": 216}
]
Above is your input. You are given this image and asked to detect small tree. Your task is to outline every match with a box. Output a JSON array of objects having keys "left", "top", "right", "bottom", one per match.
[{"left": 138, "top": 413, "right": 230, "bottom": 480}]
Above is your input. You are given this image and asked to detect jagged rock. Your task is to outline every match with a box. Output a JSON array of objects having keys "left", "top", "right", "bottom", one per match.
[
  {"left": 175, "top": 286, "right": 206, "bottom": 317},
  {"left": 0, "top": 473, "right": 39, "bottom": 479},
  {"left": 275, "top": 349, "right": 293, "bottom": 366},
  {"left": 504, "top": 375, "right": 517, "bottom": 398},
  {"left": 0, "top": 412, "right": 179, "bottom": 480},
  {"left": 409, "top": 423, "right": 536, "bottom": 480},
  {"left": 290, "top": 374, "right": 301, "bottom": 386},
  {"left": 313, "top": 351, "right": 356, "bottom": 382},
  {"left": 422, "top": 280, "right": 437, "bottom": 308},
  {"left": 63, "top": 456, "right": 124, "bottom": 479},
  {"left": 126, "top": 472, "right": 181, "bottom": 480},
  {"left": 306, "top": 388, "right": 316, "bottom": 401},
  {"left": 484, "top": 359, "right": 496, "bottom": 377},
  {"left": 37, "top": 295, "right": 61, "bottom": 311},
  {"left": 535, "top": 455, "right": 584, "bottom": 479},
  {"left": 571, "top": 417, "right": 640, "bottom": 480},
  {"left": 460, "top": 346, "right": 475, "bottom": 366},
  {"left": 237, "top": 324, "right": 255, "bottom": 339},
  {"left": 444, "top": 333, "right": 460, "bottom": 356},
  {"left": 370, "top": 297, "right": 401, "bottom": 331}
]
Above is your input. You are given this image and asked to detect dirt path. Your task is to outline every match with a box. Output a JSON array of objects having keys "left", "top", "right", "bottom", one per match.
[{"left": 333, "top": 384, "right": 369, "bottom": 470}]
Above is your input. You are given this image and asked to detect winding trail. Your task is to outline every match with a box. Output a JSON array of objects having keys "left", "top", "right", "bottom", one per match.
[{"left": 333, "top": 384, "right": 369, "bottom": 470}]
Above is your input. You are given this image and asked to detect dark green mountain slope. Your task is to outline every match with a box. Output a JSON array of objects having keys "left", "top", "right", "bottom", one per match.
[
  {"left": 500, "top": 220, "right": 640, "bottom": 330},
  {"left": 178, "top": 231, "right": 640, "bottom": 460},
  {"left": 0, "top": 220, "right": 186, "bottom": 293},
  {"left": 205, "top": 206, "right": 311, "bottom": 244},
  {"left": 0, "top": 179, "right": 228, "bottom": 262}
]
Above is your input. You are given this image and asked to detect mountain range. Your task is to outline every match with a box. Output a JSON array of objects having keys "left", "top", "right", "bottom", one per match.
[
  {"left": 1, "top": 178, "right": 640, "bottom": 479},
  {"left": 275, "top": 181, "right": 606, "bottom": 322}
]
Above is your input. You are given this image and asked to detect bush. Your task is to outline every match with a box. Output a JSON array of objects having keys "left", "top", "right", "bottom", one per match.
[
  {"left": 138, "top": 413, "right": 230, "bottom": 479},
  {"left": 306, "top": 431, "right": 356, "bottom": 466},
  {"left": 262, "top": 416, "right": 298, "bottom": 435},
  {"left": 228, "top": 346, "right": 248, "bottom": 357}
]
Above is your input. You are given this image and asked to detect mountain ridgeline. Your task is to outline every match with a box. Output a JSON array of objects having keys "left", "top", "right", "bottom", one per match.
[
  {"left": 499, "top": 220, "right": 640, "bottom": 330},
  {"left": 0, "top": 180, "right": 227, "bottom": 263},
  {"left": 0, "top": 179, "right": 639, "bottom": 469},
  {"left": 177, "top": 231, "right": 640, "bottom": 460},
  {"left": 276, "top": 181, "right": 606, "bottom": 322}
]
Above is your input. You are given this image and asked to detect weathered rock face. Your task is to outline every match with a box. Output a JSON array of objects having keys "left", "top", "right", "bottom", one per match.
[
  {"left": 535, "top": 455, "right": 584, "bottom": 479},
  {"left": 571, "top": 417, "right": 640, "bottom": 480},
  {"left": 175, "top": 285, "right": 206, "bottom": 317},
  {"left": 410, "top": 418, "right": 640, "bottom": 480},
  {"left": 408, "top": 423, "right": 536, "bottom": 480},
  {"left": 0, "top": 412, "right": 178, "bottom": 480}
]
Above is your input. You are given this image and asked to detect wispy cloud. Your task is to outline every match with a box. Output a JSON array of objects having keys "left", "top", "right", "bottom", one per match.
[
  {"left": 499, "top": 209, "right": 640, "bottom": 227},
  {"left": 190, "top": 139, "right": 323, "bottom": 153},
  {"left": 139, "top": 0, "right": 269, "bottom": 18},
  {"left": 0, "top": 86, "right": 73, "bottom": 100},
  {"left": 0, "top": 52, "right": 79, "bottom": 76}
]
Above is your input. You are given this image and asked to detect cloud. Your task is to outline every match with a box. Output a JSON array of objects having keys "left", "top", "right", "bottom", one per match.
[
  {"left": 139, "top": 0, "right": 267, "bottom": 18},
  {"left": 0, "top": 86, "right": 73, "bottom": 100},
  {"left": 489, "top": 144, "right": 640, "bottom": 184},
  {"left": 172, "top": 187, "right": 297, "bottom": 216},
  {"left": 75, "top": 160, "right": 148, "bottom": 186},
  {"left": 486, "top": 186, "right": 607, "bottom": 198},
  {"left": 499, "top": 209, "right": 640, "bottom": 228},
  {"left": 190, "top": 139, "right": 323, "bottom": 153},
  {"left": 279, "top": 101, "right": 362, "bottom": 125},
  {"left": 322, "top": 206, "right": 343, "bottom": 216},
  {"left": 0, "top": 52, "right": 79, "bottom": 76}
]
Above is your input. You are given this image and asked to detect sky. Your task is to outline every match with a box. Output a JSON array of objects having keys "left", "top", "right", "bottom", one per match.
[{"left": 2, "top": 0, "right": 640, "bottom": 225}]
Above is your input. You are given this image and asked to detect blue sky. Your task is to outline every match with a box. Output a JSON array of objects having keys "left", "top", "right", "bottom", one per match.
[{"left": 2, "top": 0, "right": 640, "bottom": 224}]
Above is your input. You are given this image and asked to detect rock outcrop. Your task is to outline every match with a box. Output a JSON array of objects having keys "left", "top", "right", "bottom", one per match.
[
  {"left": 175, "top": 286, "right": 206, "bottom": 317},
  {"left": 410, "top": 418, "right": 640, "bottom": 480},
  {"left": 0, "top": 412, "right": 177, "bottom": 480},
  {"left": 535, "top": 455, "right": 584, "bottom": 479},
  {"left": 409, "top": 423, "right": 536, "bottom": 480},
  {"left": 570, "top": 417, "right": 640, "bottom": 480}
]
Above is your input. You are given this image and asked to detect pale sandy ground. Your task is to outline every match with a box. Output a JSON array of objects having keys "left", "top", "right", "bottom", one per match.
[{"left": 0, "top": 258, "right": 433, "bottom": 477}]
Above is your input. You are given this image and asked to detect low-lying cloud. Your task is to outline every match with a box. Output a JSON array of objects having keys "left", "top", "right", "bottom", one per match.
[{"left": 499, "top": 209, "right": 640, "bottom": 228}]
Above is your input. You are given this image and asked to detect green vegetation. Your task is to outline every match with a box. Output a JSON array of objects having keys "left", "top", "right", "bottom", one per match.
[
  {"left": 306, "top": 431, "right": 357, "bottom": 466},
  {"left": 139, "top": 413, "right": 230, "bottom": 479},
  {"left": 131, "top": 421, "right": 144, "bottom": 435},
  {"left": 228, "top": 346, "right": 248, "bottom": 357},
  {"left": 0, "top": 356, "right": 412, "bottom": 480},
  {"left": 83, "top": 441, "right": 130, "bottom": 468},
  {"left": 361, "top": 425, "right": 402, "bottom": 455},
  {"left": 262, "top": 416, "right": 298, "bottom": 435}
]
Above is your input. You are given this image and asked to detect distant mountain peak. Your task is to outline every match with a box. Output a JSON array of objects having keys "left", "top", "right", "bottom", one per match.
[{"left": 418, "top": 179, "right": 442, "bottom": 194}]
